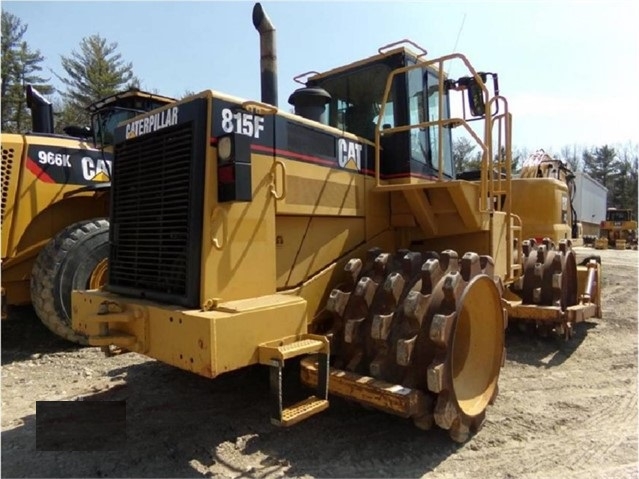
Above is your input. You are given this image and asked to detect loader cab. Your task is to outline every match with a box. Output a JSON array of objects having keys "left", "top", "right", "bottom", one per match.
[
  {"left": 88, "top": 89, "right": 176, "bottom": 148},
  {"left": 606, "top": 208, "right": 633, "bottom": 223},
  {"left": 305, "top": 47, "right": 454, "bottom": 179}
]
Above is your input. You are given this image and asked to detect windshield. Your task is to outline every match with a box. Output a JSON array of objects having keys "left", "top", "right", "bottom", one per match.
[
  {"left": 311, "top": 52, "right": 453, "bottom": 179},
  {"left": 314, "top": 62, "right": 393, "bottom": 140},
  {"left": 92, "top": 108, "right": 143, "bottom": 147},
  {"left": 607, "top": 210, "right": 632, "bottom": 222}
]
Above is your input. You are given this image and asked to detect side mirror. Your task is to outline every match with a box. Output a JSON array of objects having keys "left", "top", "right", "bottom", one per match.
[
  {"left": 456, "top": 72, "right": 499, "bottom": 118},
  {"left": 467, "top": 80, "right": 485, "bottom": 117}
]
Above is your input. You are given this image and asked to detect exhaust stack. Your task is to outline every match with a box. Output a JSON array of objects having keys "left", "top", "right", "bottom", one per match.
[
  {"left": 26, "top": 85, "right": 54, "bottom": 134},
  {"left": 252, "top": 3, "right": 278, "bottom": 107}
]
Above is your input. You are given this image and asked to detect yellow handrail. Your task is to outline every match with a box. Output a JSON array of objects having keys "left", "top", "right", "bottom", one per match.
[
  {"left": 374, "top": 52, "right": 495, "bottom": 212},
  {"left": 378, "top": 39, "right": 428, "bottom": 59}
]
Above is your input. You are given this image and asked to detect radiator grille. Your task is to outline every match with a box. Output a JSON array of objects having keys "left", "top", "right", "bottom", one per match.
[
  {"left": 1, "top": 146, "right": 15, "bottom": 223},
  {"left": 108, "top": 122, "right": 200, "bottom": 304}
]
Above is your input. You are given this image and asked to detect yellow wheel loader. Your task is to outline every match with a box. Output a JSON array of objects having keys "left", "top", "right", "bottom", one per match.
[
  {"left": 72, "top": 3, "right": 601, "bottom": 441},
  {"left": 599, "top": 208, "right": 637, "bottom": 249},
  {"left": 1, "top": 86, "right": 175, "bottom": 343}
]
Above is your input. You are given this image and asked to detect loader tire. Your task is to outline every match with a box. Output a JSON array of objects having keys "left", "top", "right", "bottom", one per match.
[{"left": 31, "top": 219, "right": 110, "bottom": 345}]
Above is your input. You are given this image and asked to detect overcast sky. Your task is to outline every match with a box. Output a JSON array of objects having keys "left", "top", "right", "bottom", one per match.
[{"left": 4, "top": 0, "right": 638, "bottom": 152}]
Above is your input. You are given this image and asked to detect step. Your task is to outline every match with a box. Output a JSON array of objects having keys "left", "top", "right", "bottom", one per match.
[
  {"left": 275, "top": 396, "right": 329, "bottom": 427},
  {"left": 258, "top": 335, "right": 328, "bottom": 365},
  {"left": 263, "top": 334, "right": 330, "bottom": 427}
]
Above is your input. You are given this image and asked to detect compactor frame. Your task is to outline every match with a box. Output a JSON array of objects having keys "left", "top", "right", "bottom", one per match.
[{"left": 72, "top": 3, "right": 601, "bottom": 441}]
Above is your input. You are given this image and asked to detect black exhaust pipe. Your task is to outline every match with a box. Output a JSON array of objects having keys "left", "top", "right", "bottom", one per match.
[
  {"left": 252, "top": 3, "right": 278, "bottom": 107},
  {"left": 26, "top": 85, "right": 54, "bottom": 134}
]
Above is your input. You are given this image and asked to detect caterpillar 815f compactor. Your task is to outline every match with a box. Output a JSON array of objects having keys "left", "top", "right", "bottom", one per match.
[
  {"left": 1, "top": 87, "right": 175, "bottom": 342},
  {"left": 72, "top": 3, "right": 602, "bottom": 441}
]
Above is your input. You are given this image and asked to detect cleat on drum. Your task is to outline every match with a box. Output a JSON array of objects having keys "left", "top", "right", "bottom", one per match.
[
  {"left": 323, "top": 249, "right": 506, "bottom": 443},
  {"left": 510, "top": 238, "right": 579, "bottom": 338}
]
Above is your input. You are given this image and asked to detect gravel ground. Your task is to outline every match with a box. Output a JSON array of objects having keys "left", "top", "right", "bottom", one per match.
[{"left": 1, "top": 246, "right": 637, "bottom": 478}]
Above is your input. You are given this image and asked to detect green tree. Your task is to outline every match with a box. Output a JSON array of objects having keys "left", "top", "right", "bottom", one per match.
[
  {"left": 612, "top": 143, "right": 638, "bottom": 217},
  {"left": 453, "top": 136, "right": 481, "bottom": 173},
  {"left": 582, "top": 145, "right": 619, "bottom": 203},
  {"left": 56, "top": 34, "right": 139, "bottom": 126},
  {"left": 1, "top": 11, "right": 53, "bottom": 132}
]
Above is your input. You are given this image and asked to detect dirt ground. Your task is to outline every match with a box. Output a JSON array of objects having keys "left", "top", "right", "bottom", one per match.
[{"left": 1, "top": 246, "right": 637, "bottom": 478}]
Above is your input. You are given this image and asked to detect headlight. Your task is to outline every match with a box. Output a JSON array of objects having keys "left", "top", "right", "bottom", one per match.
[{"left": 218, "top": 136, "right": 233, "bottom": 162}]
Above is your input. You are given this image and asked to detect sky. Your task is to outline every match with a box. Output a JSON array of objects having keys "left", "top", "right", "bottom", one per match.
[{"left": 3, "top": 0, "right": 639, "bottom": 152}]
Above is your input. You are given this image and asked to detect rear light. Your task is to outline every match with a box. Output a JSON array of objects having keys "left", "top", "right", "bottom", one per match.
[{"left": 216, "top": 133, "right": 252, "bottom": 202}]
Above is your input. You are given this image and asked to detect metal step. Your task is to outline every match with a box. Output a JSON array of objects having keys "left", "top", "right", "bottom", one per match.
[
  {"left": 276, "top": 396, "right": 329, "bottom": 427},
  {"left": 260, "top": 334, "right": 330, "bottom": 427},
  {"left": 258, "top": 335, "right": 327, "bottom": 365}
]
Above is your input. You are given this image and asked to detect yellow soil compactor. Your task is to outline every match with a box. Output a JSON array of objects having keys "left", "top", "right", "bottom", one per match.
[{"left": 72, "top": 4, "right": 601, "bottom": 441}]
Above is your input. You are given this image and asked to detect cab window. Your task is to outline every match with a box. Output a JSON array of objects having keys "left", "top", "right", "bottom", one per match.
[
  {"left": 424, "top": 70, "right": 453, "bottom": 177},
  {"left": 315, "top": 63, "right": 394, "bottom": 140}
]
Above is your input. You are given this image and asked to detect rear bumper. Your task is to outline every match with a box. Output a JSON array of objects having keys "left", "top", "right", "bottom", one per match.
[{"left": 72, "top": 289, "right": 309, "bottom": 378}]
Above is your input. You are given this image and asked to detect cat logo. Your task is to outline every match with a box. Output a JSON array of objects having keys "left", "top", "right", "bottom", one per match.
[
  {"left": 82, "top": 157, "right": 112, "bottom": 182},
  {"left": 337, "top": 138, "right": 362, "bottom": 172}
]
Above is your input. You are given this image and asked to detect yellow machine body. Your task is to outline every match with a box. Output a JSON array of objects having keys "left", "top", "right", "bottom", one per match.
[
  {"left": 1, "top": 134, "right": 110, "bottom": 306},
  {"left": 510, "top": 177, "right": 571, "bottom": 243},
  {"left": 72, "top": 19, "right": 601, "bottom": 439},
  {"left": 73, "top": 85, "right": 510, "bottom": 370}
]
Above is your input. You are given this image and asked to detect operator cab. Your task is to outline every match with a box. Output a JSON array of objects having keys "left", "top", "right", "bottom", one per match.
[
  {"left": 88, "top": 89, "right": 176, "bottom": 148},
  {"left": 301, "top": 46, "right": 454, "bottom": 180},
  {"left": 606, "top": 208, "right": 633, "bottom": 222}
]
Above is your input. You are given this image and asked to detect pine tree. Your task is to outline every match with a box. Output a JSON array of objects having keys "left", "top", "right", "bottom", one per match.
[
  {"left": 582, "top": 145, "right": 619, "bottom": 204},
  {"left": 612, "top": 143, "right": 639, "bottom": 216},
  {"left": 56, "top": 34, "right": 139, "bottom": 126},
  {"left": 453, "top": 136, "right": 477, "bottom": 173},
  {"left": 1, "top": 11, "right": 52, "bottom": 132}
]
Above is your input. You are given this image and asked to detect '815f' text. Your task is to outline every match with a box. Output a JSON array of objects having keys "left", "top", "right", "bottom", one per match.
[{"left": 221, "top": 108, "right": 265, "bottom": 139}]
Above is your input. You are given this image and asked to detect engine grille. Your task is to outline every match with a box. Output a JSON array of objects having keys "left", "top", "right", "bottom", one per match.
[
  {"left": 1, "top": 145, "right": 15, "bottom": 224},
  {"left": 108, "top": 110, "right": 206, "bottom": 308}
]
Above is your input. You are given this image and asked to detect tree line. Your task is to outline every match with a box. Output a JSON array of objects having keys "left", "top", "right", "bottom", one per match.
[
  {"left": 2, "top": 10, "right": 637, "bottom": 218},
  {"left": 453, "top": 139, "right": 638, "bottom": 219},
  {"left": 1, "top": 10, "right": 138, "bottom": 133}
]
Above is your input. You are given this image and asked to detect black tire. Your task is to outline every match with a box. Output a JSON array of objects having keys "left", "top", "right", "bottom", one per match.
[{"left": 31, "top": 218, "right": 110, "bottom": 344}]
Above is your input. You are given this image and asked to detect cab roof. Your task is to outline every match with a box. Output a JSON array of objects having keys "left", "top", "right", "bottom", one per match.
[
  {"left": 86, "top": 88, "right": 176, "bottom": 113},
  {"left": 307, "top": 45, "right": 434, "bottom": 84}
]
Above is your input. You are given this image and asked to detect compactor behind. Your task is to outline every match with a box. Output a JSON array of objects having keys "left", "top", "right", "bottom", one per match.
[
  {"left": 1, "top": 87, "right": 175, "bottom": 342},
  {"left": 72, "top": 4, "right": 601, "bottom": 441}
]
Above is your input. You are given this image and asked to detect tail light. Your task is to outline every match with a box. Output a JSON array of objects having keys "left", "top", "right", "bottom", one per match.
[{"left": 217, "top": 133, "right": 252, "bottom": 202}]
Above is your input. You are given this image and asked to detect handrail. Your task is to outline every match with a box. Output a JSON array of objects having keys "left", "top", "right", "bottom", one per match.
[
  {"left": 378, "top": 39, "right": 428, "bottom": 59},
  {"left": 269, "top": 159, "right": 287, "bottom": 200},
  {"left": 509, "top": 214, "right": 523, "bottom": 282},
  {"left": 374, "top": 52, "right": 495, "bottom": 212},
  {"left": 210, "top": 207, "right": 228, "bottom": 250},
  {"left": 293, "top": 71, "right": 321, "bottom": 85},
  {"left": 241, "top": 100, "right": 278, "bottom": 115}
]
